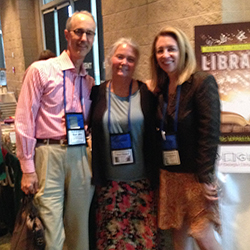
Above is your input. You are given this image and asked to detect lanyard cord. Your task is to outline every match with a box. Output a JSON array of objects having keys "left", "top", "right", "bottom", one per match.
[
  {"left": 63, "top": 71, "right": 83, "bottom": 115},
  {"left": 108, "top": 79, "right": 133, "bottom": 133},
  {"left": 160, "top": 85, "right": 181, "bottom": 137}
]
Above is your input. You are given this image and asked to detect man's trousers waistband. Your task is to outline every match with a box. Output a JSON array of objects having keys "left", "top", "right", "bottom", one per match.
[{"left": 36, "top": 138, "right": 68, "bottom": 146}]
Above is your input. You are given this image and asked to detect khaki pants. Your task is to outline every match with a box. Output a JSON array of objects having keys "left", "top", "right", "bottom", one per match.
[{"left": 34, "top": 144, "right": 94, "bottom": 250}]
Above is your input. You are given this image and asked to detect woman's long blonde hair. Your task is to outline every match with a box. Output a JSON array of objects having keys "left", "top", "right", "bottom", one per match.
[{"left": 150, "top": 26, "right": 197, "bottom": 91}]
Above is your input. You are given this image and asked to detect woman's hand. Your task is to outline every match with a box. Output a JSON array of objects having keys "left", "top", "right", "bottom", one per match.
[{"left": 202, "top": 182, "right": 220, "bottom": 201}]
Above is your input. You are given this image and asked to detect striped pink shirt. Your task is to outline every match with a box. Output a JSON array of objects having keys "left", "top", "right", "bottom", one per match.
[{"left": 15, "top": 51, "right": 95, "bottom": 173}]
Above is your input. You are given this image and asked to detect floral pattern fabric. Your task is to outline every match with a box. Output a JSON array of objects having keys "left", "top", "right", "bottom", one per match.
[{"left": 95, "top": 179, "right": 158, "bottom": 250}]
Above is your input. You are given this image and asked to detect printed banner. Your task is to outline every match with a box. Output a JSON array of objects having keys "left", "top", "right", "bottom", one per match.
[{"left": 195, "top": 22, "right": 250, "bottom": 172}]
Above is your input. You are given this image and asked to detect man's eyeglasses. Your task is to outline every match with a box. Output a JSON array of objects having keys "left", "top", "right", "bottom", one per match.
[{"left": 70, "top": 28, "right": 96, "bottom": 38}]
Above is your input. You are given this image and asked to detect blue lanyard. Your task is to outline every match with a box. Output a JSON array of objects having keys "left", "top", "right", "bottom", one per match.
[
  {"left": 108, "top": 80, "right": 133, "bottom": 133},
  {"left": 63, "top": 71, "right": 83, "bottom": 114},
  {"left": 160, "top": 85, "right": 181, "bottom": 135}
]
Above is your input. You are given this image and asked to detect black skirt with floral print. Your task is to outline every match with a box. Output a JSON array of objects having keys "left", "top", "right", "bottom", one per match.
[{"left": 95, "top": 179, "right": 158, "bottom": 250}]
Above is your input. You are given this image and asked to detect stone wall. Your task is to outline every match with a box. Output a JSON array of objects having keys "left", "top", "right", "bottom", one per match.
[
  {"left": 0, "top": 0, "right": 39, "bottom": 98},
  {"left": 222, "top": 0, "right": 250, "bottom": 22},
  {"left": 101, "top": 0, "right": 249, "bottom": 82},
  {"left": 0, "top": 0, "right": 250, "bottom": 95}
]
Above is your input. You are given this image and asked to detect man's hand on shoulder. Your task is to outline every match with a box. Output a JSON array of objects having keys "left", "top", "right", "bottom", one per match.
[{"left": 21, "top": 172, "right": 39, "bottom": 194}]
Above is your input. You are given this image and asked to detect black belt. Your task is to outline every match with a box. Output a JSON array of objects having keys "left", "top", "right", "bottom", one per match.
[{"left": 36, "top": 139, "right": 68, "bottom": 146}]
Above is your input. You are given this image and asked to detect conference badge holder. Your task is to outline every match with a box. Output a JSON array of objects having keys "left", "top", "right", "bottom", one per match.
[
  {"left": 110, "top": 133, "right": 135, "bottom": 166},
  {"left": 162, "top": 133, "right": 180, "bottom": 166},
  {"left": 65, "top": 113, "right": 86, "bottom": 146}
]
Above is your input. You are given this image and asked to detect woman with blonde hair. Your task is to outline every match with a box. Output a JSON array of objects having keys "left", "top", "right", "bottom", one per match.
[
  {"left": 89, "top": 37, "right": 159, "bottom": 249},
  {"left": 150, "top": 26, "right": 222, "bottom": 250}
]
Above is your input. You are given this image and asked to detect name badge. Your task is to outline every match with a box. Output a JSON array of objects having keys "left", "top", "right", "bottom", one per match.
[
  {"left": 163, "top": 150, "right": 180, "bottom": 166},
  {"left": 162, "top": 134, "right": 180, "bottom": 166},
  {"left": 110, "top": 133, "right": 135, "bottom": 165},
  {"left": 65, "top": 113, "right": 86, "bottom": 146}
]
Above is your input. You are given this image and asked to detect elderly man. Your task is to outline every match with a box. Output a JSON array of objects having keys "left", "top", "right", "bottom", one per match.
[{"left": 15, "top": 11, "right": 96, "bottom": 250}]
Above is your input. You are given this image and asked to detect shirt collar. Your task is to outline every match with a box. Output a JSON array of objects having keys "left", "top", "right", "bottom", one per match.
[{"left": 59, "top": 50, "right": 88, "bottom": 77}]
